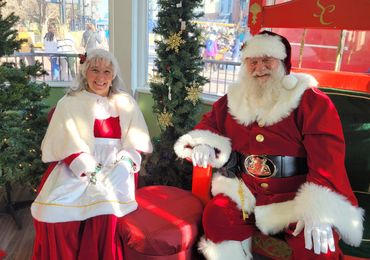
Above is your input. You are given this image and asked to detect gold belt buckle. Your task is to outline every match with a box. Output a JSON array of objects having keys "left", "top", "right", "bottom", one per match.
[{"left": 244, "top": 155, "right": 277, "bottom": 178}]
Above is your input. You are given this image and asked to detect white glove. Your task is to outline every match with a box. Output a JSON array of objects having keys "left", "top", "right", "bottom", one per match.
[
  {"left": 191, "top": 144, "right": 215, "bottom": 168},
  {"left": 69, "top": 153, "right": 97, "bottom": 178},
  {"left": 116, "top": 157, "right": 134, "bottom": 174},
  {"left": 116, "top": 148, "right": 142, "bottom": 173},
  {"left": 293, "top": 220, "right": 335, "bottom": 254}
]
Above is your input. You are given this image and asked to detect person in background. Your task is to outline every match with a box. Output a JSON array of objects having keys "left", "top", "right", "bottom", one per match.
[
  {"left": 95, "top": 24, "right": 109, "bottom": 50},
  {"left": 81, "top": 23, "right": 103, "bottom": 51},
  {"left": 16, "top": 25, "right": 35, "bottom": 65},
  {"left": 204, "top": 33, "right": 219, "bottom": 71},
  {"left": 58, "top": 26, "right": 77, "bottom": 79},
  {"left": 31, "top": 48, "right": 153, "bottom": 259},
  {"left": 174, "top": 31, "right": 363, "bottom": 259},
  {"left": 43, "top": 24, "right": 59, "bottom": 80},
  {"left": 231, "top": 33, "right": 242, "bottom": 62}
]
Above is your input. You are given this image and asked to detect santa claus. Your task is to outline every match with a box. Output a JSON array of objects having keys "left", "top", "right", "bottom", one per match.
[{"left": 174, "top": 31, "right": 363, "bottom": 259}]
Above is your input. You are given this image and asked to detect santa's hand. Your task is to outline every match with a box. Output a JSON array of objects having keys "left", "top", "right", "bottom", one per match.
[
  {"left": 293, "top": 220, "right": 335, "bottom": 254},
  {"left": 191, "top": 144, "right": 215, "bottom": 168}
]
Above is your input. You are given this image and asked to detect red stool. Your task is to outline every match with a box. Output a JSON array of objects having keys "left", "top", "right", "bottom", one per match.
[{"left": 118, "top": 185, "right": 203, "bottom": 259}]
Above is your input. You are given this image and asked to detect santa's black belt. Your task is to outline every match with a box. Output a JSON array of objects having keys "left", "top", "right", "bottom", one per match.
[{"left": 220, "top": 152, "right": 308, "bottom": 179}]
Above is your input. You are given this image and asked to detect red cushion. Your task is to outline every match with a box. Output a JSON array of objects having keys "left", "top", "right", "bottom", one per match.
[
  {"left": 118, "top": 185, "right": 203, "bottom": 257},
  {"left": 0, "top": 250, "right": 6, "bottom": 259}
]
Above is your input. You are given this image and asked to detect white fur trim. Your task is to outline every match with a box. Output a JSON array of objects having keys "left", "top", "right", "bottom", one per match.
[
  {"left": 69, "top": 153, "right": 97, "bottom": 177},
  {"left": 115, "top": 94, "right": 153, "bottom": 154},
  {"left": 241, "top": 33, "right": 286, "bottom": 60},
  {"left": 294, "top": 182, "right": 364, "bottom": 246},
  {"left": 255, "top": 200, "right": 297, "bottom": 235},
  {"left": 254, "top": 182, "right": 364, "bottom": 247},
  {"left": 282, "top": 74, "right": 298, "bottom": 90},
  {"left": 174, "top": 130, "right": 231, "bottom": 168},
  {"left": 41, "top": 91, "right": 152, "bottom": 163},
  {"left": 198, "top": 237, "right": 252, "bottom": 260},
  {"left": 211, "top": 173, "right": 255, "bottom": 213},
  {"left": 227, "top": 72, "right": 317, "bottom": 126}
]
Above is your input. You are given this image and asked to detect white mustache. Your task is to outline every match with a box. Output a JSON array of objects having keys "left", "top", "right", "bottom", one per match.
[
  {"left": 252, "top": 71, "right": 271, "bottom": 77},
  {"left": 252, "top": 69, "right": 272, "bottom": 77}
]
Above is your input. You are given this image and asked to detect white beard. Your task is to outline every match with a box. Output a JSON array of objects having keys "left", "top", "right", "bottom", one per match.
[
  {"left": 228, "top": 64, "right": 315, "bottom": 126},
  {"left": 237, "top": 63, "right": 286, "bottom": 117}
]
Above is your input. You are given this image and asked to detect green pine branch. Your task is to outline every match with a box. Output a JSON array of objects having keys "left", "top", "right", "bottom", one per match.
[
  {"left": 0, "top": 0, "right": 50, "bottom": 188},
  {"left": 0, "top": 0, "right": 23, "bottom": 56}
]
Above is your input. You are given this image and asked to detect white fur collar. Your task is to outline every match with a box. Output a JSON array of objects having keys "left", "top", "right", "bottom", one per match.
[
  {"left": 227, "top": 73, "right": 318, "bottom": 126},
  {"left": 41, "top": 91, "right": 152, "bottom": 162}
]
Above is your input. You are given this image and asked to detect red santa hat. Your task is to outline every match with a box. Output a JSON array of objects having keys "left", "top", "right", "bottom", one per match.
[{"left": 241, "top": 30, "right": 298, "bottom": 89}]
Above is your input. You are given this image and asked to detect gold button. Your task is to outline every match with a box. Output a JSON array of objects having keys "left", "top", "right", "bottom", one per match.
[
  {"left": 256, "top": 134, "right": 264, "bottom": 142},
  {"left": 260, "top": 183, "right": 269, "bottom": 189},
  {"left": 258, "top": 121, "right": 265, "bottom": 127}
]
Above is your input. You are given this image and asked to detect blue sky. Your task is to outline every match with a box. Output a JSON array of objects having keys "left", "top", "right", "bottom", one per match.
[{"left": 97, "top": 0, "right": 109, "bottom": 19}]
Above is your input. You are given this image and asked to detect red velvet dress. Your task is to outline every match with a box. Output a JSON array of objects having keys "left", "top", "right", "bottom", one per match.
[{"left": 32, "top": 117, "right": 125, "bottom": 260}]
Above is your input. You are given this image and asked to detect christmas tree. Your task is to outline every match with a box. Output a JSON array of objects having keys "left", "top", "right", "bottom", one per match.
[
  {"left": 145, "top": 0, "right": 208, "bottom": 189},
  {"left": 0, "top": 0, "right": 50, "bottom": 189},
  {"left": 0, "top": 0, "right": 21, "bottom": 57}
]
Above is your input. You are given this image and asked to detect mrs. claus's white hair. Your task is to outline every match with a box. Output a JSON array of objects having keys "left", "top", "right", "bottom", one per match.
[{"left": 67, "top": 48, "right": 131, "bottom": 96}]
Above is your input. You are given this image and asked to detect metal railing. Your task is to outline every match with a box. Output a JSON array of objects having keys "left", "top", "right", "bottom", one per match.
[
  {"left": 147, "top": 59, "right": 242, "bottom": 96},
  {"left": 201, "top": 59, "right": 241, "bottom": 96},
  {"left": 1, "top": 52, "right": 80, "bottom": 84},
  {"left": 2, "top": 53, "right": 242, "bottom": 96}
]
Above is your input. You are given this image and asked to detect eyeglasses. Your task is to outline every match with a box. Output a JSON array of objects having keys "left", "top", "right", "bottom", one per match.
[{"left": 245, "top": 57, "right": 279, "bottom": 67}]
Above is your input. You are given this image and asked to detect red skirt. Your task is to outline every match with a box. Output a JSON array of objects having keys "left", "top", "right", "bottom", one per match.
[{"left": 32, "top": 163, "right": 124, "bottom": 260}]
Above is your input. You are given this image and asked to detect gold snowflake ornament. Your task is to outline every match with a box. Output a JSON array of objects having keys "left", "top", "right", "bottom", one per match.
[
  {"left": 158, "top": 110, "right": 174, "bottom": 128},
  {"left": 166, "top": 31, "right": 185, "bottom": 53},
  {"left": 185, "top": 85, "right": 202, "bottom": 105}
]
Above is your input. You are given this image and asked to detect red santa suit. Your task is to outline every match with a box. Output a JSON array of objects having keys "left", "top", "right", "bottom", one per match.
[
  {"left": 174, "top": 72, "right": 364, "bottom": 259},
  {"left": 31, "top": 90, "right": 152, "bottom": 260}
]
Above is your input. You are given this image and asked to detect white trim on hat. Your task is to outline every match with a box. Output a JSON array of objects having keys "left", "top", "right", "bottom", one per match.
[{"left": 241, "top": 33, "right": 287, "bottom": 61}]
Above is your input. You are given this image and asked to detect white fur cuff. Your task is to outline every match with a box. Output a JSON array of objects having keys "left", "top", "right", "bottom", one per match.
[
  {"left": 294, "top": 182, "right": 364, "bottom": 246},
  {"left": 174, "top": 129, "right": 231, "bottom": 168},
  {"left": 69, "top": 153, "right": 97, "bottom": 177},
  {"left": 255, "top": 182, "right": 364, "bottom": 247}
]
